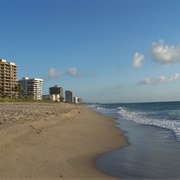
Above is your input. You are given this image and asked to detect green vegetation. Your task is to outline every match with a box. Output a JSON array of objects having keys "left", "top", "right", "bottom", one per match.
[
  {"left": 0, "top": 85, "right": 67, "bottom": 103},
  {"left": 0, "top": 98, "right": 61, "bottom": 103}
]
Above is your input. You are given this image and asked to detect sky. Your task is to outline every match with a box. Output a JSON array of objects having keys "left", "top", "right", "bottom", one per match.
[{"left": 1, "top": 0, "right": 180, "bottom": 103}]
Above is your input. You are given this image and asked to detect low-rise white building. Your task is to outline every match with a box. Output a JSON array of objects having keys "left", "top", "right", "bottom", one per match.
[
  {"left": 19, "top": 77, "right": 43, "bottom": 100},
  {"left": 74, "top": 97, "right": 78, "bottom": 104},
  {"left": 50, "top": 94, "right": 60, "bottom": 102}
]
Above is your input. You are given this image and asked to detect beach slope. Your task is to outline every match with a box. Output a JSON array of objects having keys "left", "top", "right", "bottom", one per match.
[{"left": 0, "top": 102, "right": 127, "bottom": 178}]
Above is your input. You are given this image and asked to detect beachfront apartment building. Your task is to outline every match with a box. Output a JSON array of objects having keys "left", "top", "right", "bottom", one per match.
[
  {"left": 65, "top": 90, "right": 74, "bottom": 103},
  {"left": 19, "top": 77, "right": 43, "bottom": 100},
  {"left": 49, "top": 85, "right": 64, "bottom": 98},
  {"left": 0, "top": 59, "right": 18, "bottom": 98},
  {"left": 49, "top": 85, "right": 64, "bottom": 102}
]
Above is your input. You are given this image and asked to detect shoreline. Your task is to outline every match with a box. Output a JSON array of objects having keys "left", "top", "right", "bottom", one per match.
[{"left": 0, "top": 102, "right": 128, "bottom": 178}]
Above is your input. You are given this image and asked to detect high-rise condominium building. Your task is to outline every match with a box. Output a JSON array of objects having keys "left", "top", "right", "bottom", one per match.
[
  {"left": 49, "top": 85, "right": 64, "bottom": 98},
  {"left": 0, "top": 59, "right": 18, "bottom": 98},
  {"left": 65, "top": 90, "right": 74, "bottom": 103},
  {"left": 19, "top": 77, "right": 43, "bottom": 100}
]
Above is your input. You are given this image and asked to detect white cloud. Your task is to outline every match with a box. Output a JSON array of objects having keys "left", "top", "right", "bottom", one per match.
[
  {"left": 139, "top": 73, "right": 180, "bottom": 85},
  {"left": 150, "top": 40, "right": 180, "bottom": 65},
  {"left": 133, "top": 52, "right": 144, "bottom": 68},
  {"left": 45, "top": 68, "right": 63, "bottom": 81},
  {"left": 44, "top": 67, "right": 81, "bottom": 81},
  {"left": 67, "top": 67, "right": 80, "bottom": 76}
]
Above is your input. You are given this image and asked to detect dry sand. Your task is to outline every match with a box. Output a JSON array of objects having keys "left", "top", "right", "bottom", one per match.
[{"left": 0, "top": 102, "right": 127, "bottom": 179}]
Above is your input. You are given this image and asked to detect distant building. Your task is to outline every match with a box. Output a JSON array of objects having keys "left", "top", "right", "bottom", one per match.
[
  {"left": 0, "top": 59, "right": 18, "bottom": 98},
  {"left": 19, "top": 77, "right": 43, "bottom": 100},
  {"left": 49, "top": 85, "right": 64, "bottom": 98},
  {"left": 73, "top": 97, "right": 83, "bottom": 104},
  {"left": 50, "top": 94, "right": 60, "bottom": 102},
  {"left": 65, "top": 90, "right": 73, "bottom": 103},
  {"left": 74, "top": 97, "right": 78, "bottom": 104},
  {"left": 78, "top": 98, "right": 83, "bottom": 103}
]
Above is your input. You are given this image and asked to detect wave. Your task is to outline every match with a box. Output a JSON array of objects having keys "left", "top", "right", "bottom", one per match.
[
  {"left": 87, "top": 103, "right": 180, "bottom": 141},
  {"left": 117, "top": 107, "right": 180, "bottom": 141},
  {"left": 86, "top": 104, "right": 107, "bottom": 111},
  {"left": 87, "top": 104, "right": 119, "bottom": 117}
]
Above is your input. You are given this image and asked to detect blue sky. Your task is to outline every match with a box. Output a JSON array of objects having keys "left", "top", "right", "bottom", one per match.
[{"left": 1, "top": 0, "right": 180, "bottom": 103}]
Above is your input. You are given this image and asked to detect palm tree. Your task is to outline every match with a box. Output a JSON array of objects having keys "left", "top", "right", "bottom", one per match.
[
  {"left": 12, "top": 85, "right": 25, "bottom": 98},
  {"left": 19, "top": 88, "right": 25, "bottom": 98},
  {"left": 0, "top": 87, "right": 4, "bottom": 98},
  {"left": 60, "top": 96, "right": 64, "bottom": 102},
  {"left": 12, "top": 85, "right": 19, "bottom": 98},
  {"left": 28, "top": 91, "right": 34, "bottom": 99}
]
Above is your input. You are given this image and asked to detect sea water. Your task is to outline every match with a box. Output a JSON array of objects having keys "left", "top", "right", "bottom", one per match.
[{"left": 87, "top": 101, "right": 180, "bottom": 179}]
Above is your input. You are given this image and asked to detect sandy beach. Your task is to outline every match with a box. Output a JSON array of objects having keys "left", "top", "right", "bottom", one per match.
[{"left": 0, "top": 102, "right": 127, "bottom": 179}]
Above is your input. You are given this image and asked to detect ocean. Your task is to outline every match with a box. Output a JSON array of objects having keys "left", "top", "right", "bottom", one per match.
[{"left": 87, "top": 101, "right": 180, "bottom": 179}]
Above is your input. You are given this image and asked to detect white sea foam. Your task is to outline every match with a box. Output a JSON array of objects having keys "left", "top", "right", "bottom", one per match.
[
  {"left": 86, "top": 104, "right": 105, "bottom": 112},
  {"left": 88, "top": 104, "right": 180, "bottom": 141},
  {"left": 117, "top": 108, "right": 180, "bottom": 141}
]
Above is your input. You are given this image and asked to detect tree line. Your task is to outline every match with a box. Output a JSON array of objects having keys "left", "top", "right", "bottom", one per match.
[{"left": 0, "top": 85, "right": 34, "bottom": 99}]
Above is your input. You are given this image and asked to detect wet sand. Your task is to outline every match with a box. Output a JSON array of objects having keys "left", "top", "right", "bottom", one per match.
[{"left": 0, "top": 102, "right": 127, "bottom": 179}]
